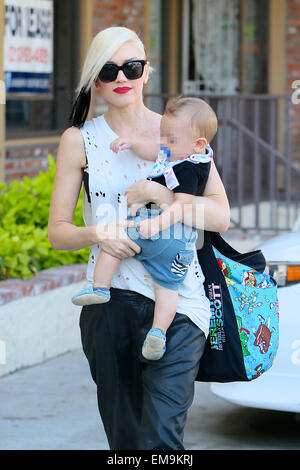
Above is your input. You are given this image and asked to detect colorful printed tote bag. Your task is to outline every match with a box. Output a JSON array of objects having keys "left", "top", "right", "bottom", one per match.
[{"left": 196, "top": 231, "right": 279, "bottom": 382}]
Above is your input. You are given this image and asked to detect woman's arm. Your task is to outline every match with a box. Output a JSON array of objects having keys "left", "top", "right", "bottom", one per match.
[
  {"left": 48, "top": 127, "right": 139, "bottom": 258},
  {"left": 48, "top": 127, "right": 97, "bottom": 251},
  {"left": 125, "top": 161, "right": 230, "bottom": 233},
  {"left": 184, "top": 160, "right": 230, "bottom": 233}
]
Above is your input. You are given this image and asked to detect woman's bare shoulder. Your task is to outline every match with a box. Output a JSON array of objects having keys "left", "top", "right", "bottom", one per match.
[
  {"left": 58, "top": 126, "right": 86, "bottom": 169},
  {"left": 142, "top": 109, "right": 162, "bottom": 138},
  {"left": 148, "top": 109, "right": 162, "bottom": 124},
  {"left": 60, "top": 126, "right": 84, "bottom": 146}
]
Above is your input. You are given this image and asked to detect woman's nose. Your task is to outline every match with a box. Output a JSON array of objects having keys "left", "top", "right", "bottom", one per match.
[{"left": 115, "top": 69, "right": 127, "bottom": 82}]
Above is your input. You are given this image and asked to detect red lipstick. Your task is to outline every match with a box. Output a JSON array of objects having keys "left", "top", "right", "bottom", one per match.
[{"left": 113, "top": 87, "right": 131, "bottom": 94}]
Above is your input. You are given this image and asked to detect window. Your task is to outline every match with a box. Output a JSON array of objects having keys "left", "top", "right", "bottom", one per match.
[
  {"left": 183, "top": 0, "right": 240, "bottom": 94},
  {"left": 182, "top": 0, "right": 269, "bottom": 94},
  {"left": 5, "top": 0, "right": 80, "bottom": 138},
  {"left": 241, "top": 0, "right": 269, "bottom": 93}
]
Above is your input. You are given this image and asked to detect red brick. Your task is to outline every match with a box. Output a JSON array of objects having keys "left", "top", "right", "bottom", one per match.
[
  {"left": 0, "top": 265, "right": 87, "bottom": 306},
  {"left": 5, "top": 162, "right": 14, "bottom": 170}
]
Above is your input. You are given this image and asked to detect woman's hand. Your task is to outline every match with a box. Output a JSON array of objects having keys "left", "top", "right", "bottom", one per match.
[
  {"left": 125, "top": 179, "right": 173, "bottom": 216},
  {"left": 97, "top": 219, "right": 141, "bottom": 259},
  {"left": 125, "top": 179, "right": 152, "bottom": 216}
]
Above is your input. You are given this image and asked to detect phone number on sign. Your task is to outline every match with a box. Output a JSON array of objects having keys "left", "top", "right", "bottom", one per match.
[{"left": 7, "top": 46, "right": 49, "bottom": 64}]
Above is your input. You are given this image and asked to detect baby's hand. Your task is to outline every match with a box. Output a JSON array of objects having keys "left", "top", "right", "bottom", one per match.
[
  {"left": 110, "top": 137, "right": 132, "bottom": 153},
  {"left": 137, "top": 218, "right": 160, "bottom": 239}
]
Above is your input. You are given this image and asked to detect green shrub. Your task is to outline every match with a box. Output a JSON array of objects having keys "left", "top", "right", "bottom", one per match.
[{"left": 0, "top": 154, "right": 89, "bottom": 280}]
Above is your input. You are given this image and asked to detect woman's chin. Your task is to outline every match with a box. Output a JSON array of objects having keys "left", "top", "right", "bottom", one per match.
[{"left": 106, "top": 92, "right": 143, "bottom": 109}]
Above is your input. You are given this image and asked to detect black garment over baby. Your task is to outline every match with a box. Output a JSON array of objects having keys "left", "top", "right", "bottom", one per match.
[{"left": 145, "top": 160, "right": 211, "bottom": 209}]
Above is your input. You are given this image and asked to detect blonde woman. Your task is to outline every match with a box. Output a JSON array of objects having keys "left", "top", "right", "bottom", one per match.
[{"left": 48, "top": 26, "right": 230, "bottom": 450}]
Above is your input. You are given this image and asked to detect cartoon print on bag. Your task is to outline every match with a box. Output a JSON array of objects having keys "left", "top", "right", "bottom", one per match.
[
  {"left": 217, "top": 258, "right": 236, "bottom": 286},
  {"left": 235, "top": 290, "right": 263, "bottom": 314},
  {"left": 275, "top": 300, "right": 280, "bottom": 320},
  {"left": 251, "top": 363, "right": 265, "bottom": 379},
  {"left": 258, "top": 279, "right": 272, "bottom": 289},
  {"left": 217, "top": 257, "right": 231, "bottom": 277},
  {"left": 236, "top": 316, "right": 250, "bottom": 356},
  {"left": 242, "top": 271, "right": 257, "bottom": 287},
  {"left": 268, "top": 299, "right": 280, "bottom": 321},
  {"left": 253, "top": 315, "right": 275, "bottom": 354}
]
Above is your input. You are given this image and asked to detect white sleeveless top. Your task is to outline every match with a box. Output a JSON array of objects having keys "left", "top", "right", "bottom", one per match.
[{"left": 80, "top": 115, "right": 212, "bottom": 337}]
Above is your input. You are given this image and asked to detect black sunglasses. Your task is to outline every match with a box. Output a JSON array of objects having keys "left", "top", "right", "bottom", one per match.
[{"left": 98, "top": 60, "right": 147, "bottom": 83}]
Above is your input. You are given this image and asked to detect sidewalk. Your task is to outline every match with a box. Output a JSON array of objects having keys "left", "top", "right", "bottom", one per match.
[
  {"left": 1, "top": 348, "right": 300, "bottom": 450},
  {"left": 0, "top": 349, "right": 107, "bottom": 450}
]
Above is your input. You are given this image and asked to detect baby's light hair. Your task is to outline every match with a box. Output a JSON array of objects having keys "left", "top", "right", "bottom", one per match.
[{"left": 165, "top": 96, "right": 218, "bottom": 143}]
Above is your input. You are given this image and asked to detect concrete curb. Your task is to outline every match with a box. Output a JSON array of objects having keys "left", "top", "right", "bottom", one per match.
[
  {"left": 0, "top": 265, "right": 88, "bottom": 377},
  {"left": 0, "top": 264, "right": 87, "bottom": 306}
]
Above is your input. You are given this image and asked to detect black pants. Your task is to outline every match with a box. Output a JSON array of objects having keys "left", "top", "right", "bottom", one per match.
[{"left": 79, "top": 287, "right": 206, "bottom": 450}]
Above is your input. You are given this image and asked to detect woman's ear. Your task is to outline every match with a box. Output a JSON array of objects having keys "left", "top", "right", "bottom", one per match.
[
  {"left": 143, "top": 61, "right": 150, "bottom": 85},
  {"left": 194, "top": 137, "right": 207, "bottom": 154}
]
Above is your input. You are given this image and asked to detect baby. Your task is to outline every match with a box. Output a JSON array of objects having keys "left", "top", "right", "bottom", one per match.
[{"left": 72, "top": 96, "right": 218, "bottom": 361}]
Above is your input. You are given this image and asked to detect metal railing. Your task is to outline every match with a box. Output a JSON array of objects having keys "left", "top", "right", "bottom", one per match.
[{"left": 144, "top": 93, "right": 300, "bottom": 234}]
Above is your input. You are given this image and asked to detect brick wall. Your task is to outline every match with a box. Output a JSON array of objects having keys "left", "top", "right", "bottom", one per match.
[
  {"left": 4, "top": 143, "right": 58, "bottom": 184},
  {"left": 287, "top": 0, "right": 300, "bottom": 167},
  {"left": 92, "top": 0, "right": 145, "bottom": 34}
]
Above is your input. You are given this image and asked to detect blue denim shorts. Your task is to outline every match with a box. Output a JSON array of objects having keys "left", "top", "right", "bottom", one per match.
[{"left": 126, "top": 208, "right": 197, "bottom": 291}]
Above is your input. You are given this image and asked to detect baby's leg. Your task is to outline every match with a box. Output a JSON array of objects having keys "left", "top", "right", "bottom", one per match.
[
  {"left": 71, "top": 251, "right": 120, "bottom": 306},
  {"left": 93, "top": 250, "right": 120, "bottom": 288},
  {"left": 152, "top": 282, "right": 178, "bottom": 333},
  {"left": 142, "top": 282, "right": 178, "bottom": 360}
]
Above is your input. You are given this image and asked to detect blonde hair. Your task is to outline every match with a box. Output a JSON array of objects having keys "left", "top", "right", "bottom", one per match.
[
  {"left": 70, "top": 26, "right": 151, "bottom": 127},
  {"left": 165, "top": 96, "right": 218, "bottom": 143},
  {"left": 76, "top": 26, "right": 147, "bottom": 96}
]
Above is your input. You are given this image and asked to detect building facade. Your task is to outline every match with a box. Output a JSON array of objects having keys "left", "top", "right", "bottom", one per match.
[{"left": 0, "top": 0, "right": 299, "bottom": 231}]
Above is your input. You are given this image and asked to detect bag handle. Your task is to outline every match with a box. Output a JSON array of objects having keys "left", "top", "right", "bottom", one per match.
[{"left": 203, "top": 231, "right": 266, "bottom": 273}]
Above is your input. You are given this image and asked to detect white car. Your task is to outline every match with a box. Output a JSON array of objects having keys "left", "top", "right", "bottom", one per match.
[{"left": 211, "top": 229, "right": 300, "bottom": 413}]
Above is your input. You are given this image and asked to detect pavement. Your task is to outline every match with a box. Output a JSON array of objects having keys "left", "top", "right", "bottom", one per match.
[{"left": 1, "top": 348, "right": 300, "bottom": 450}]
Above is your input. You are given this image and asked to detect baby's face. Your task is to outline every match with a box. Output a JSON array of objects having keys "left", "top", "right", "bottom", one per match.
[{"left": 160, "top": 114, "right": 201, "bottom": 160}]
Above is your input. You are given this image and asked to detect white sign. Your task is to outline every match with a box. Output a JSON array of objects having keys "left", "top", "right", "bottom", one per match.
[{"left": 4, "top": 0, "right": 53, "bottom": 93}]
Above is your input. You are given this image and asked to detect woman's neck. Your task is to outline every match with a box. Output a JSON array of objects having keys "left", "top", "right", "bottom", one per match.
[{"left": 104, "top": 103, "right": 155, "bottom": 136}]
